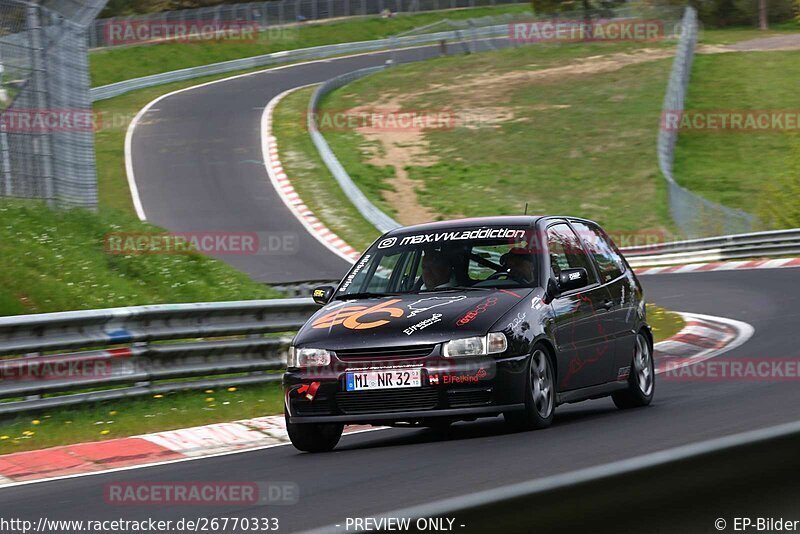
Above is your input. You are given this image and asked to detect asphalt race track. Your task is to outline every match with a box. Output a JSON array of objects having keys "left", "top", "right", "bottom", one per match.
[
  {"left": 128, "top": 40, "right": 506, "bottom": 283},
  {"left": 2, "top": 268, "right": 799, "bottom": 531},
  {"left": 21, "top": 38, "right": 800, "bottom": 531}
]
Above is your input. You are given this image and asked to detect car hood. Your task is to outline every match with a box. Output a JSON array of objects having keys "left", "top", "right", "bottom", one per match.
[{"left": 294, "top": 288, "right": 534, "bottom": 351}]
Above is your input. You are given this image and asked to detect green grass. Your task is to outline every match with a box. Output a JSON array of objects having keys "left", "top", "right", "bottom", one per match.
[
  {"left": 673, "top": 50, "right": 800, "bottom": 227},
  {"left": 0, "top": 199, "right": 278, "bottom": 316},
  {"left": 0, "top": 383, "right": 283, "bottom": 454},
  {"left": 648, "top": 303, "right": 684, "bottom": 342},
  {"left": 319, "top": 40, "right": 676, "bottom": 236},
  {"left": 272, "top": 86, "right": 381, "bottom": 251},
  {"left": 90, "top": 5, "right": 532, "bottom": 86}
]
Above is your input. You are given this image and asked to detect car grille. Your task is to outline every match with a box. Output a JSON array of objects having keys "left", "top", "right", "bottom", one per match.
[
  {"left": 334, "top": 344, "right": 436, "bottom": 361},
  {"left": 335, "top": 387, "right": 439, "bottom": 414},
  {"left": 447, "top": 387, "right": 493, "bottom": 408}
]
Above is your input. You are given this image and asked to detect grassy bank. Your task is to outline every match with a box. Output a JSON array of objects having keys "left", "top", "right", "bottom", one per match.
[
  {"left": 90, "top": 4, "right": 531, "bottom": 86},
  {"left": 316, "top": 40, "right": 676, "bottom": 235},
  {"left": 0, "top": 200, "right": 278, "bottom": 316},
  {"left": 673, "top": 50, "right": 800, "bottom": 228},
  {"left": 0, "top": 383, "right": 283, "bottom": 454}
]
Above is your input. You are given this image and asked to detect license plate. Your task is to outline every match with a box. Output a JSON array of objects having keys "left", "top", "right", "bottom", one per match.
[{"left": 345, "top": 369, "right": 422, "bottom": 391}]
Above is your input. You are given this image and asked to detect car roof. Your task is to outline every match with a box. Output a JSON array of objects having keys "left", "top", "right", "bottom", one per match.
[
  {"left": 384, "top": 216, "right": 543, "bottom": 236},
  {"left": 383, "top": 215, "right": 598, "bottom": 236}
]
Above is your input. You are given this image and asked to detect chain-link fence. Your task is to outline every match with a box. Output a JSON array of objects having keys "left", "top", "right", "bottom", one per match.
[
  {"left": 658, "top": 7, "right": 756, "bottom": 238},
  {"left": 0, "top": 0, "right": 104, "bottom": 208},
  {"left": 88, "top": 0, "right": 526, "bottom": 49}
]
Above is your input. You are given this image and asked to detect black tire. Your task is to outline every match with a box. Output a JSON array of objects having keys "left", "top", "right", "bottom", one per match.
[
  {"left": 285, "top": 414, "right": 344, "bottom": 452},
  {"left": 612, "top": 332, "right": 655, "bottom": 409},
  {"left": 504, "top": 344, "right": 555, "bottom": 431}
]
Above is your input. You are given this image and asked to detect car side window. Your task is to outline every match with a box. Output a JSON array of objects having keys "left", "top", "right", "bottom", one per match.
[
  {"left": 546, "top": 223, "right": 598, "bottom": 285},
  {"left": 571, "top": 221, "right": 625, "bottom": 283}
]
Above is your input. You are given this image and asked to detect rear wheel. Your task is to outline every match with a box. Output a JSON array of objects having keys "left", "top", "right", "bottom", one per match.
[
  {"left": 505, "top": 345, "right": 555, "bottom": 431},
  {"left": 285, "top": 414, "right": 344, "bottom": 452},
  {"left": 612, "top": 332, "right": 655, "bottom": 409}
]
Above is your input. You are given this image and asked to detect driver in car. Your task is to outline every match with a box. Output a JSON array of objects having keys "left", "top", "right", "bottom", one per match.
[
  {"left": 421, "top": 249, "right": 456, "bottom": 290},
  {"left": 501, "top": 247, "right": 535, "bottom": 284}
]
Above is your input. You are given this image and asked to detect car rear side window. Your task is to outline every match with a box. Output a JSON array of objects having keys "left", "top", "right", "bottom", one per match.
[
  {"left": 546, "top": 223, "right": 597, "bottom": 284},
  {"left": 571, "top": 221, "right": 626, "bottom": 283}
]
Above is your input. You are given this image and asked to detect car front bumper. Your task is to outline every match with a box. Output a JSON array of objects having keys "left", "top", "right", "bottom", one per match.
[{"left": 283, "top": 353, "right": 529, "bottom": 426}]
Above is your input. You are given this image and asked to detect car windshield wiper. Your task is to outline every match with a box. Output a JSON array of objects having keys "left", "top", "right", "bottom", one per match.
[{"left": 334, "top": 292, "right": 400, "bottom": 300}]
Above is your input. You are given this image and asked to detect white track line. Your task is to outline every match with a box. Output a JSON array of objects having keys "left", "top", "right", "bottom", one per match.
[
  {"left": 122, "top": 41, "right": 449, "bottom": 222},
  {"left": 0, "top": 426, "right": 385, "bottom": 490},
  {"left": 654, "top": 312, "right": 754, "bottom": 374}
]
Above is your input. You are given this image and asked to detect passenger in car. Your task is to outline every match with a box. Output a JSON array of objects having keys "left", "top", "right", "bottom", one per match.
[{"left": 421, "top": 250, "right": 456, "bottom": 290}]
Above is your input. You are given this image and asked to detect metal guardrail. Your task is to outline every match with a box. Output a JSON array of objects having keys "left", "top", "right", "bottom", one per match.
[
  {"left": 89, "top": 23, "right": 510, "bottom": 102},
  {"left": 620, "top": 228, "right": 800, "bottom": 267},
  {"left": 0, "top": 298, "right": 318, "bottom": 415},
  {"left": 310, "top": 418, "right": 800, "bottom": 533},
  {"left": 308, "top": 65, "right": 401, "bottom": 233}
]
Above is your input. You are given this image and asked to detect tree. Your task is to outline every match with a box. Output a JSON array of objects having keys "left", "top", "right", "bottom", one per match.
[{"left": 759, "top": 0, "right": 769, "bottom": 29}]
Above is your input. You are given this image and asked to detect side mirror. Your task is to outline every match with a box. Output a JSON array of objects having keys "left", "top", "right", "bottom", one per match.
[
  {"left": 558, "top": 268, "right": 589, "bottom": 293},
  {"left": 312, "top": 286, "right": 335, "bottom": 306}
]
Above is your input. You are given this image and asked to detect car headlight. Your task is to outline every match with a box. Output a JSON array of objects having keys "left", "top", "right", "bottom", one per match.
[
  {"left": 288, "top": 347, "right": 331, "bottom": 368},
  {"left": 442, "top": 333, "right": 507, "bottom": 357}
]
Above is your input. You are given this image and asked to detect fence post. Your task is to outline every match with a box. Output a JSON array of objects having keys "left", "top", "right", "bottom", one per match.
[{"left": 26, "top": 5, "right": 55, "bottom": 206}]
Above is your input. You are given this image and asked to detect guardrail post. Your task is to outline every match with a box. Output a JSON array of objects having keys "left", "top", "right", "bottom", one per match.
[
  {"left": 132, "top": 341, "right": 150, "bottom": 388},
  {"left": 21, "top": 351, "right": 42, "bottom": 400}
]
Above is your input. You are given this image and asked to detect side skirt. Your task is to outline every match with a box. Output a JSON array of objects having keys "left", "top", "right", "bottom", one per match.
[{"left": 556, "top": 380, "right": 628, "bottom": 406}]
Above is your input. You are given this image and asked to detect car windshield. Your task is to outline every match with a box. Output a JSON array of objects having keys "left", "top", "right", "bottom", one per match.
[{"left": 336, "top": 226, "right": 539, "bottom": 298}]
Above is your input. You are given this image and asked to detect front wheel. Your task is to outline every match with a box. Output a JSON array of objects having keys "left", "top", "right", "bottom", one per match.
[
  {"left": 612, "top": 332, "right": 655, "bottom": 409},
  {"left": 504, "top": 345, "right": 555, "bottom": 431},
  {"left": 285, "top": 414, "right": 343, "bottom": 452}
]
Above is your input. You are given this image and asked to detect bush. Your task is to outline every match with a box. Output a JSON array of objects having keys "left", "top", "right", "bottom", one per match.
[{"left": 687, "top": 0, "right": 795, "bottom": 26}]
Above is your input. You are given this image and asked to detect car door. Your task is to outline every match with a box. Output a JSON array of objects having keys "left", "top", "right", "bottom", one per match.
[
  {"left": 546, "top": 223, "right": 615, "bottom": 391},
  {"left": 571, "top": 221, "right": 637, "bottom": 380}
]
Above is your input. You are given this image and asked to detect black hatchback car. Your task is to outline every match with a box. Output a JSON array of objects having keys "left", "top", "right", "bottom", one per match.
[{"left": 284, "top": 216, "right": 654, "bottom": 452}]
